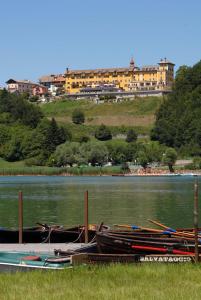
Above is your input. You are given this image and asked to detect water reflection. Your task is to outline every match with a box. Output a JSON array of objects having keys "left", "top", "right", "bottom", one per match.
[{"left": 0, "top": 176, "right": 200, "bottom": 229}]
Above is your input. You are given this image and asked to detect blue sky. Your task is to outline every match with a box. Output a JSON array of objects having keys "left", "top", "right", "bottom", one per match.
[{"left": 0, "top": 0, "right": 201, "bottom": 86}]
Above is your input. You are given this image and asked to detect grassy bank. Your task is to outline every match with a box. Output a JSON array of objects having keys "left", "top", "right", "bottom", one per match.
[
  {"left": 1, "top": 264, "right": 201, "bottom": 300},
  {"left": 41, "top": 97, "right": 163, "bottom": 135},
  {"left": 0, "top": 158, "right": 123, "bottom": 176}
]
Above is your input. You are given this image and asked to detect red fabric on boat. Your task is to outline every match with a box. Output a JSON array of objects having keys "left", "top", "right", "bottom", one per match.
[
  {"left": 22, "top": 255, "right": 41, "bottom": 261},
  {"left": 131, "top": 245, "right": 194, "bottom": 255}
]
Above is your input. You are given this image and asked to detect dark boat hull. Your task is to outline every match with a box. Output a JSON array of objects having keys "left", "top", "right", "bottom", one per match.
[
  {"left": 70, "top": 253, "right": 194, "bottom": 264},
  {"left": 96, "top": 232, "right": 199, "bottom": 255},
  {"left": 0, "top": 225, "right": 105, "bottom": 243}
]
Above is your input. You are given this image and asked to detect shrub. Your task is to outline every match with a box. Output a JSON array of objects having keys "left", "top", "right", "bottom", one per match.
[
  {"left": 126, "top": 129, "right": 137, "bottom": 143},
  {"left": 95, "top": 124, "right": 112, "bottom": 141},
  {"left": 72, "top": 109, "right": 85, "bottom": 124}
]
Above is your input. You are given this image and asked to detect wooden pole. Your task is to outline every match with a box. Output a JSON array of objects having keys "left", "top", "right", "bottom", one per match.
[
  {"left": 84, "top": 190, "right": 89, "bottom": 243},
  {"left": 194, "top": 176, "right": 199, "bottom": 263},
  {"left": 18, "top": 191, "right": 23, "bottom": 244}
]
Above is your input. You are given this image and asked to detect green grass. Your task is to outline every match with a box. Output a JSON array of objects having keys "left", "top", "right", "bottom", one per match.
[
  {"left": 1, "top": 264, "right": 201, "bottom": 300},
  {"left": 41, "top": 97, "right": 163, "bottom": 118},
  {"left": 41, "top": 97, "right": 163, "bottom": 117},
  {"left": 0, "top": 158, "right": 123, "bottom": 176},
  {"left": 66, "top": 123, "right": 151, "bottom": 139},
  {"left": 40, "top": 97, "right": 163, "bottom": 135},
  {"left": 66, "top": 166, "right": 123, "bottom": 175},
  {"left": 0, "top": 167, "right": 65, "bottom": 176},
  {"left": 0, "top": 158, "right": 26, "bottom": 168}
]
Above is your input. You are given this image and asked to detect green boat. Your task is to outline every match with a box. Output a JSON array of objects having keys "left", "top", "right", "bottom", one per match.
[{"left": 0, "top": 252, "right": 72, "bottom": 272}]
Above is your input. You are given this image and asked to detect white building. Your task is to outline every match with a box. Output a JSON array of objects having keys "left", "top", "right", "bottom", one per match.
[{"left": 6, "top": 79, "right": 35, "bottom": 94}]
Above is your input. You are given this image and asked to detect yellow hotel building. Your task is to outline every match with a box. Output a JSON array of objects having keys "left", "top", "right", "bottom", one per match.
[{"left": 65, "top": 58, "right": 174, "bottom": 94}]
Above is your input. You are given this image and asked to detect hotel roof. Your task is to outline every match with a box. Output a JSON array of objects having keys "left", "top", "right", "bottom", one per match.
[{"left": 65, "top": 67, "right": 133, "bottom": 74}]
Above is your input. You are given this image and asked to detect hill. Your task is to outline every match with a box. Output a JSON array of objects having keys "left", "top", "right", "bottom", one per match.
[{"left": 40, "top": 96, "right": 163, "bottom": 135}]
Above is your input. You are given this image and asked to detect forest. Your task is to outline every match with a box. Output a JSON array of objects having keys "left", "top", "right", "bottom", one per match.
[{"left": 151, "top": 60, "right": 201, "bottom": 157}]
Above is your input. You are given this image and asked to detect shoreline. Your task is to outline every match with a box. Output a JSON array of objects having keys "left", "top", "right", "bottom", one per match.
[
  {"left": 0, "top": 170, "right": 200, "bottom": 177},
  {"left": 128, "top": 169, "right": 201, "bottom": 177}
]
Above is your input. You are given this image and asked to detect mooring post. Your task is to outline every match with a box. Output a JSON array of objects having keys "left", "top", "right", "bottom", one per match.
[
  {"left": 18, "top": 191, "right": 23, "bottom": 244},
  {"left": 84, "top": 190, "right": 89, "bottom": 243},
  {"left": 194, "top": 176, "right": 199, "bottom": 263}
]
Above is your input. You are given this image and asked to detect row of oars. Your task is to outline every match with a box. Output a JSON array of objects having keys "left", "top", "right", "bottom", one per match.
[{"left": 114, "top": 220, "right": 199, "bottom": 241}]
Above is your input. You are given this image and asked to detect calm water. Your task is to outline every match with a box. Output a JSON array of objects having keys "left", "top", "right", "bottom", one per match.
[{"left": 0, "top": 176, "right": 200, "bottom": 229}]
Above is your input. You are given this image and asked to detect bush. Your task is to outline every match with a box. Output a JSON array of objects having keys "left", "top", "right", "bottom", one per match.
[
  {"left": 192, "top": 157, "right": 201, "bottom": 169},
  {"left": 121, "top": 162, "right": 130, "bottom": 173},
  {"left": 95, "top": 124, "right": 112, "bottom": 141},
  {"left": 126, "top": 129, "right": 137, "bottom": 143},
  {"left": 72, "top": 109, "right": 85, "bottom": 124}
]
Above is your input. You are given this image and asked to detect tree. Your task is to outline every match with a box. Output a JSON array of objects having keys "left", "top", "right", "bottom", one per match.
[
  {"left": 95, "top": 124, "right": 112, "bottom": 141},
  {"left": 88, "top": 144, "right": 108, "bottom": 166},
  {"left": 49, "top": 142, "right": 80, "bottom": 167},
  {"left": 151, "top": 60, "right": 201, "bottom": 153},
  {"left": 0, "top": 90, "right": 43, "bottom": 128},
  {"left": 2, "top": 137, "right": 22, "bottom": 161},
  {"left": 29, "top": 95, "right": 39, "bottom": 103},
  {"left": 106, "top": 140, "right": 127, "bottom": 164},
  {"left": 72, "top": 109, "right": 85, "bottom": 124},
  {"left": 145, "top": 141, "right": 164, "bottom": 164},
  {"left": 126, "top": 129, "right": 137, "bottom": 143},
  {"left": 34, "top": 118, "right": 70, "bottom": 157},
  {"left": 0, "top": 125, "right": 11, "bottom": 146},
  {"left": 162, "top": 148, "right": 177, "bottom": 173},
  {"left": 137, "top": 150, "right": 149, "bottom": 170}
]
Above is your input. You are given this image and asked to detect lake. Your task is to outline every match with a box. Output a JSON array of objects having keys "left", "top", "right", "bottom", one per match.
[{"left": 0, "top": 175, "right": 200, "bottom": 229}]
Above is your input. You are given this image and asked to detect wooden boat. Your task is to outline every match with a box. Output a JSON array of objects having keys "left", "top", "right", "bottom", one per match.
[
  {"left": 96, "top": 232, "right": 198, "bottom": 255},
  {"left": 0, "top": 251, "right": 72, "bottom": 272},
  {"left": 0, "top": 224, "right": 109, "bottom": 243},
  {"left": 70, "top": 253, "right": 140, "bottom": 264},
  {"left": 62, "top": 252, "right": 194, "bottom": 265},
  {"left": 77, "top": 253, "right": 195, "bottom": 264}
]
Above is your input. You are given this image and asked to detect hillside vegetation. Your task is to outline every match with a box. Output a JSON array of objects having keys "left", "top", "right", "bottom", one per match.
[
  {"left": 151, "top": 61, "right": 201, "bottom": 157},
  {"left": 41, "top": 96, "right": 163, "bottom": 133},
  {"left": 0, "top": 90, "right": 170, "bottom": 172}
]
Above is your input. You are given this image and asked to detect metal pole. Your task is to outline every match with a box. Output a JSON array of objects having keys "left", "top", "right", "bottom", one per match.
[
  {"left": 194, "top": 176, "right": 199, "bottom": 263},
  {"left": 18, "top": 191, "right": 23, "bottom": 244},
  {"left": 84, "top": 190, "right": 89, "bottom": 243}
]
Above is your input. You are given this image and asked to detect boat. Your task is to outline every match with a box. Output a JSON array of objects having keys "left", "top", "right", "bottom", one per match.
[
  {"left": 0, "top": 251, "right": 72, "bottom": 272},
  {"left": 70, "top": 253, "right": 194, "bottom": 264},
  {"left": 69, "top": 253, "right": 141, "bottom": 264},
  {"left": 96, "top": 232, "right": 199, "bottom": 255},
  {"left": 0, "top": 223, "right": 109, "bottom": 243}
]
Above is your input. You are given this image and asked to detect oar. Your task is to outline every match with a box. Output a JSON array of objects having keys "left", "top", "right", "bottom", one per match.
[
  {"left": 114, "top": 224, "right": 201, "bottom": 239},
  {"left": 114, "top": 224, "right": 165, "bottom": 232},
  {"left": 148, "top": 219, "right": 197, "bottom": 236},
  {"left": 148, "top": 219, "right": 176, "bottom": 231}
]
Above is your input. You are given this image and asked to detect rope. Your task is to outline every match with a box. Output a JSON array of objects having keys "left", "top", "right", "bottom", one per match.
[
  {"left": 41, "top": 227, "right": 53, "bottom": 243},
  {"left": 40, "top": 226, "right": 97, "bottom": 244},
  {"left": 69, "top": 227, "right": 85, "bottom": 243}
]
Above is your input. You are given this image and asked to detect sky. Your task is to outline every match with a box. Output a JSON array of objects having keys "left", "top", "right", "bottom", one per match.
[{"left": 0, "top": 0, "right": 201, "bottom": 86}]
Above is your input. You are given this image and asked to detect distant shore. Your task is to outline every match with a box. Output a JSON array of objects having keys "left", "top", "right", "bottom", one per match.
[
  {"left": 129, "top": 169, "right": 201, "bottom": 177},
  {"left": 0, "top": 169, "right": 200, "bottom": 177}
]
